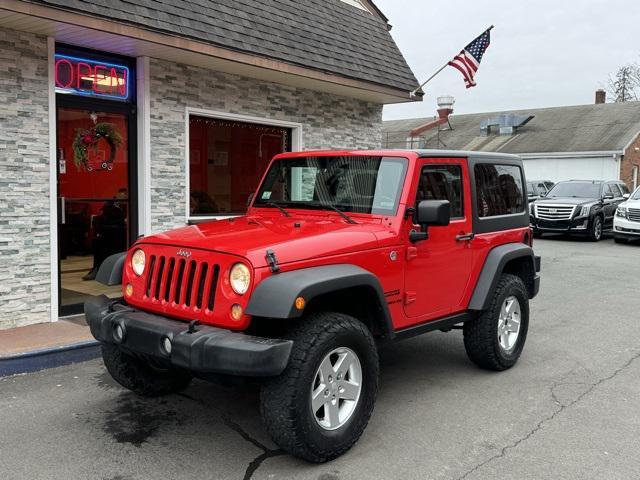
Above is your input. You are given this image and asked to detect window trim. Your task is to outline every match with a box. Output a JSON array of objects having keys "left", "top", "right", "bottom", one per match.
[
  {"left": 184, "top": 107, "right": 303, "bottom": 223},
  {"left": 468, "top": 156, "right": 529, "bottom": 234}
]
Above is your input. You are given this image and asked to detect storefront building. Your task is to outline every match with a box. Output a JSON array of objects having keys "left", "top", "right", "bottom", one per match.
[{"left": 0, "top": 0, "right": 419, "bottom": 328}]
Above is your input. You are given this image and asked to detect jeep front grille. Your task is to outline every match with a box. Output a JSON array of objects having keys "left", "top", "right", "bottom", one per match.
[
  {"left": 628, "top": 208, "right": 640, "bottom": 222},
  {"left": 145, "top": 255, "right": 220, "bottom": 311},
  {"left": 534, "top": 204, "right": 576, "bottom": 220}
]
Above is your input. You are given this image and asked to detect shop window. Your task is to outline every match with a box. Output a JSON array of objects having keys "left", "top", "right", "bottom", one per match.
[{"left": 189, "top": 116, "right": 291, "bottom": 217}]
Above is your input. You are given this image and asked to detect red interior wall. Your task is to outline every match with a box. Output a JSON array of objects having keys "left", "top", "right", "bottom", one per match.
[
  {"left": 189, "top": 117, "right": 289, "bottom": 215},
  {"left": 58, "top": 109, "right": 129, "bottom": 201}
]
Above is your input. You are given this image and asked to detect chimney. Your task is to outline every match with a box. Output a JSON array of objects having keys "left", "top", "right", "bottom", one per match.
[
  {"left": 595, "top": 89, "right": 606, "bottom": 104},
  {"left": 437, "top": 95, "right": 455, "bottom": 119}
]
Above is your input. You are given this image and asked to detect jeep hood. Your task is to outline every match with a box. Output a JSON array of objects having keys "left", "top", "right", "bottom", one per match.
[{"left": 139, "top": 215, "right": 387, "bottom": 268}]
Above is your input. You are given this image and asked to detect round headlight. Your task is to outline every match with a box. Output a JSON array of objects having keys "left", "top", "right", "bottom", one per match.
[
  {"left": 230, "top": 263, "right": 251, "bottom": 295},
  {"left": 131, "top": 249, "right": 146, "bottom": 276}
]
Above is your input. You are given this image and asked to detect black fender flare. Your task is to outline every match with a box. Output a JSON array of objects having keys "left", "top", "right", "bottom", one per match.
[
  {"left": 95, "top": 252, "right": 126, "bottom": 286},
  {"left": 468, "top": 243, "right": 537, "bottom": 311},
  {"left": 245, "top": 264, "right": 394, "bottom": 337}
]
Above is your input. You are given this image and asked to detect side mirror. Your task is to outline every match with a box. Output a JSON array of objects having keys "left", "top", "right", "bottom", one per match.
[
  {"left": 623, "top": 193, "right": 630, "bottom": 199},
  {"left": 603, "top": 193, "right": 614, "bottom": 201},
  {"left": 415, "top": 199, "right": 451, "bottom": 226},
  {"left": 410, "top": 200, "right": 450, "bottom": 243}
]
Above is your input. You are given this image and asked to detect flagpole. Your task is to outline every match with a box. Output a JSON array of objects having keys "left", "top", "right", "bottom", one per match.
[{"left": 410, "top": 25, "right": 494, "bottom": 98}]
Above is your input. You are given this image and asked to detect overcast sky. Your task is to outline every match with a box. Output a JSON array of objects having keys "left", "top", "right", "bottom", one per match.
[{"left": 377, "top": 0, "right": 639, "bottom": 120}]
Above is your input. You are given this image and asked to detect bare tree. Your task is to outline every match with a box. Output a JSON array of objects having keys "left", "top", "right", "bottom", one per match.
[{"left": 606, "top": 64, "right": 640, "bottom": 102}]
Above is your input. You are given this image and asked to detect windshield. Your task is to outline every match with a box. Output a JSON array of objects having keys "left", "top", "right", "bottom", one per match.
[
  {"left": 254, "top": 156, "right": 408, "bottom": 215},
  {"left": 546, "top": 182, "right": 601, "bottom": 198},
  {"left": 632, "top": 188, "right": 640, "bottom": 200},
  {"left": 527, "top": 182, "right": 546, "bottom": 196}
]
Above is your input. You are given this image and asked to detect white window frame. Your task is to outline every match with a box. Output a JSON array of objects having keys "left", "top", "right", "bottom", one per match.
[{"left": 184, "top": 107, "right": 303, "bottom": 223}]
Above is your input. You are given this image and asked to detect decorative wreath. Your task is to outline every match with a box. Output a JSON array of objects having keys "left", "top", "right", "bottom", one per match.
[{"left": 72, "top": 122, "right": 123, "bottom": 170}]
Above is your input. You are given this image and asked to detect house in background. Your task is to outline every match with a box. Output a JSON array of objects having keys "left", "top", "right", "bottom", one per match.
[
  {"left": 383, "top": 93, "right": 640, "bottom": 189},
  {"left": 0, "top": 0, "right": 419, "bottom": 329}
]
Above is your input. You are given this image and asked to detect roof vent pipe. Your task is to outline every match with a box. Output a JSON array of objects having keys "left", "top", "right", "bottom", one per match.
[{"left": 436, "top": 95, "right": 455, "bottom": 119}]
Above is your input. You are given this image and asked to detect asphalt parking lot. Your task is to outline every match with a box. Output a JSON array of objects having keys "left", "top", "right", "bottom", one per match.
[{"left": 1, "top": 235, "right": 639, "bottom": 480}]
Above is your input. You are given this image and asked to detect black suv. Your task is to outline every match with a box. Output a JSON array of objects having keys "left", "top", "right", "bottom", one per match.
[{"left": 530, "top": 180, "right": 630, "bottom": 241}]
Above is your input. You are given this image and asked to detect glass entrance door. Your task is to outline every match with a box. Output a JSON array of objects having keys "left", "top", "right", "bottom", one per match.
[{"left": 57, "top": 107, "right": 132, "bottom": 314}]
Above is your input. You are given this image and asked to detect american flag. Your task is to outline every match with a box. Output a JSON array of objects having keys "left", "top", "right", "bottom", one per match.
[{"left": 448, "top": 29, "right": 491, "bottom": 88}]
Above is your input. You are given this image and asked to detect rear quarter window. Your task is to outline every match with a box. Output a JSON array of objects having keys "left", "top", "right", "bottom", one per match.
[{"left": 475, "top": 164, "right": 525, "bottom": 217}]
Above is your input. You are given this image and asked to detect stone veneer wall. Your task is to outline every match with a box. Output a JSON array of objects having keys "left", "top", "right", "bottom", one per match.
[
  {"left": 148, "top": 59, "right": 383, "bottom": 231},
  {"left": 0, "top": 28, "right": 51, "bottom": 329}
]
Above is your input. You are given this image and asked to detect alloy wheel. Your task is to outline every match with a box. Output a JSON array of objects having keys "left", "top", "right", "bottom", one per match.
[
  {"left": 497, "top": 295, "right": 521, "bottom": 352},
  {"left": 311, "top": 347, "right": 362, "bottom": 430}
]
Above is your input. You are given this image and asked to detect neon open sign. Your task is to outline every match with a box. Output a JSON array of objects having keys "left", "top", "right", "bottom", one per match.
[{"left": 54, "top": 54, "right": 130, "bottom": 101}]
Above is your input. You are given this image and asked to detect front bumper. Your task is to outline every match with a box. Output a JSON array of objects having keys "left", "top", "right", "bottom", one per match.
[
  {"left": 613, "top": 217, "right": 640, "bottom": 238},
  {"left": 531, "top": 216, "right": 592, "bottom": 234},
  {"left": 84, "top": 295, "right": 292, "bottom": 377}
]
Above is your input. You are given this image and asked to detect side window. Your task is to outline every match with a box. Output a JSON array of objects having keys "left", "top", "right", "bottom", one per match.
[
  {"left": 619, "top": 183, "right": 630, "bottom": 195},
  {"left": 417, "top": 164, "right": 464, "bottom": 218},
  {"left": 474, "top": 164, "right": 524, "bottom": 217},
  {"left": 610, "top": 184, "right": 623, "bottom": 197},
  {"left": 603, "top": 184, "right": 613, "bottom": 197}
]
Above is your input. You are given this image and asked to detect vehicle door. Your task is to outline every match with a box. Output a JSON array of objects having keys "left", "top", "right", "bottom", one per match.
[
  {"left": 601, "top": 183, "right": 619, "bottom": 227},
  {"left": 402, "top": 158, "right": 474, "bottom": 323}
]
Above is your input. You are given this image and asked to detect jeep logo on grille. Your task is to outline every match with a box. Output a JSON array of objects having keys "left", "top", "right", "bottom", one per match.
[{"left": 176, "top": 249, "right": 192, "bottom": 258}]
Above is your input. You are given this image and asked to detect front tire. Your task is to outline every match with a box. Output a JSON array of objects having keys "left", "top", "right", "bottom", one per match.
[
  {"left": 463, "top": 274, "right": 529, "bottom": 371},
  {"left": 614, "top": 236, "right": 627, "bottom": 244},
  {"left": 260, "top": 312, "right": 379, "bottom": 463},
  {"left": 101, "top": 344, "right": 192, "bottom": 397},
  {"left": 589, "top": 215, "right": 603, "bottom": 241}
]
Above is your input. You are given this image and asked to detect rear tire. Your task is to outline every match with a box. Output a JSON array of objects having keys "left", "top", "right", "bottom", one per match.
[
  {"left": 101, "top": 344, "right": 192, "bottom": 397},
  {"left": 260, "top": 312, "right": 378, "bottom": 463},
  {"left": 463, "top": 274, "right": 529, "bottom": 371}
]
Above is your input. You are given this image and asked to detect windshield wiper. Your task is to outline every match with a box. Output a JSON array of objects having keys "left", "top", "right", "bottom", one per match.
[
  {"left": 266, "top": 202, "right": 291, "bottom": 217},
  {"left": 320, "top": 203, "right": 357, "bottom": 224}
]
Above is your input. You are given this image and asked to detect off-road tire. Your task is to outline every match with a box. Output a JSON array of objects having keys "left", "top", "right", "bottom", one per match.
[
  {"left": 589, "top": 215, "right": 603, "bottom": 242},
  {"left": 463, "top": 274, "right": 529, "bottom": 371},
  {"left": 260, "top": 312, "right": 379, "bottom": 463},
  {"left": 101, "top": 344, "right": 192, "bottom": 397}
]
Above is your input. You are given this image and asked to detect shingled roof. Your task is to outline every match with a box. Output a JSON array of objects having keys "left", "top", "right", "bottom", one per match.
[
  {"left": 29, "top": 0, "right": 419, "bottom": 93},
  {"left": 383, "top": 102, "right": 640, "bottom": 153}
]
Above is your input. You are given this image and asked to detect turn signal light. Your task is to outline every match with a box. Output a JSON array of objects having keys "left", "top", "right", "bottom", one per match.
[
  {"left": 294, "top": 296, "right": 306, "bottom": 310},
  {"left": 125, "top": 283, "right": 133, "bottom": 297},
  {"left": 231, "top": 304, "right": 243, "bottom": 321}
]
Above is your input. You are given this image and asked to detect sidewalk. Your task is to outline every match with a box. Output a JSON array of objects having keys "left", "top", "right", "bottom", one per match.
[{"left": 0, "top": 317, "right": 100, "bottom": 377}]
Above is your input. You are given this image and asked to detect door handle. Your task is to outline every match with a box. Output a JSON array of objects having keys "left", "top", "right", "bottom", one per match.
[
  {"left": 59, "top": 197, "right": 66, "bottom": 225},
  {"left": 456, "top": 232, "right": 475, "bottom": 242}
]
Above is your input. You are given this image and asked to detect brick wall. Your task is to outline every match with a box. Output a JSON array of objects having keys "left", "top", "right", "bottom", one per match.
[
  {"left": 621, "top": 134, "right": 640, "bottom": 190},
  {"left": 0, "top": 28, "right": 51, "bottom": 329},
  {"left": 148, "top": 59, "right": 383, "bottom": 231}
]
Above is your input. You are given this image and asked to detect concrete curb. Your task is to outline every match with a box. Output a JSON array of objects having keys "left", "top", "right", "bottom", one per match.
[{"left": 0, "top": 340, "right": 101, "bottom": 377}]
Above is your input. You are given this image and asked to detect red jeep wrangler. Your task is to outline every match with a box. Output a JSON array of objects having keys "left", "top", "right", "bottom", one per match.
[{"left": 86, "top": 150, "right": 540, "bottom": 462}]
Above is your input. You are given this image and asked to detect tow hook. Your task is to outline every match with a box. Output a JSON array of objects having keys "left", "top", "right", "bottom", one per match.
[{"left": 187, "top": 320, "right": 200, "bottom": 334}]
